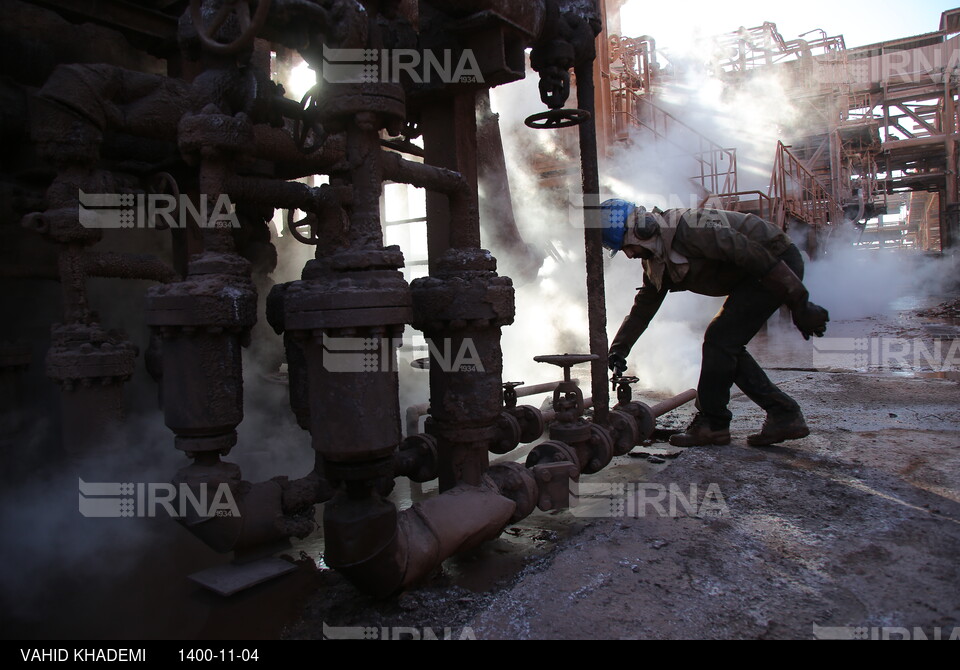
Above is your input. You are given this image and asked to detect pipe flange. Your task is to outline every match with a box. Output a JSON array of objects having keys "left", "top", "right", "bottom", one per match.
[
  {"left": 582, "top": 424, "right": 614, "bottom": 475},
  {"left": 46, "top": 323, "right": 137, "bottom": 384},
  {"left": 317, "top": 84, "right": 407, "bottom": 130},
  {"left": 548, "top": 420, "right": 591, "bottom": 445},
  {"left": 433, "top": 247, "right": 499, "bottom": 275},
  {"left": 509, "top": 405, "right": 545, "bottom": 444},
  {"left": 146, "top": 253, "right": 257, "bottom": 330},
  {"left": 623, "top": 401, "right": 656, "bottom": 441},
  {"left": 485, "top": 463, "right": 538, "bottom": 524},
  {"left": 410, "top": 275, "right": 515, "bottom": 331},
  {"left": 490, "top": 411, "right": 522, "bottom": 455},
  {"left": 397, "top": 434, "right": 439, "bottom": 483},
  {"left": 526, "top": 439, "right": 578, "bottom": 469},
  {"left": 285, "top": 269, "right": 412, "bottom": 331},
  {"left": 312, "top": 247, "right": 407, "bottom": 274},
  {"left": 607, "top": 409, "right": 639, "bottom": 456}
]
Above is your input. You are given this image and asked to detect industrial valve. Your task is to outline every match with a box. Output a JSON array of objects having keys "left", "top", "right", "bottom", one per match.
[{"left": 528, "top": 353, "right": 614, "bottom": 482}]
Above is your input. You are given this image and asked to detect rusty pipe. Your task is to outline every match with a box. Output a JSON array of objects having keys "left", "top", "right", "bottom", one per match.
[
  {"left": 540, "top": 388, "right": 696, "bottom": 428},
  {"left": 174, "top": 465, "right": 325, "bottom": 554},
  {"left": 324, "top": 479, "right": 515, "bottom": 598},
  {"left": 175, "top": 479, "right": 291, "bottom": 554},
  {"left": 35, "top": 64, "right": 186, "bottom": 144},
  {"left": 575, "top": 59, "right": 610, "bottom": 427},
  {"left": 650, "top": 389, "right": 698, "bottom": 417},
  {"left": 616, "top": 388, "right": 698, "bottom": 445},
  {"left": 381, "top": 151, "right": 476, "bottom": 230},
  {"left": 405, "top": 380, "right": 571, "bottom": 437},
  {"left": 251, "top": 125, "right": 347, "bottom": 177},
  {"left": 220, "top": 172, "right": 351, "bottom": 212},
  {"left": 515, "top": 380, "right": 573, "bottom": 398},
  {"left": 477, "top": 90, "right": 544, "bottom": 283},
  {"left": 84, "top": 252, "right": 178, "bottom": 283}
]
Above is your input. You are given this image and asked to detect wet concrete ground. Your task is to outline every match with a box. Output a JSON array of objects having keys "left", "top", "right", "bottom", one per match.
[
  {"left": 3, "top": 291, "right": 959, "bottom": 640},
  {"left": 286, "top": 292, "right": 960, "bottom": 640}
]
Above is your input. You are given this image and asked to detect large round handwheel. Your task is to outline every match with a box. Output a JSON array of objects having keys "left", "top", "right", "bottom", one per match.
[
  {"left": 524, "top": 108, "right": 592, "bottom": 130},
  {"left": 190, "top": 0, "right": 272, "bottom": 55}
]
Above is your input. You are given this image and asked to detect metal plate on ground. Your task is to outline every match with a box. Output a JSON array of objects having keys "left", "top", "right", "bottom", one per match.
[
  {"left": 189, "top": 558, "right": 298, "bottom": 596},
  {"left": 628, "top": 446, "right": 684, "bottom": 459}
]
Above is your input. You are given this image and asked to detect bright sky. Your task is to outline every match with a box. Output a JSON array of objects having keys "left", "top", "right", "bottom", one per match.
[{"left": 619, "top": 0, "right": 953, "bottom": 53}]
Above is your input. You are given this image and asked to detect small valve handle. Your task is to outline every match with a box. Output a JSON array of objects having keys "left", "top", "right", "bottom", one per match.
[
  {"left": 614, "top": 376, "right": 640, "bottom": 405},
  {"left": 535, "top": 354, "right": 596, "bottom": 418},
  {"left": 502, "top": 381, "right": 525, "bottom": 409}
]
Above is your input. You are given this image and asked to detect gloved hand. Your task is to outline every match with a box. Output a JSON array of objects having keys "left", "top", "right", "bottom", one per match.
[
  {"left": 792, "top": 301, "right": 830, "bottom": 340},
  {"left": 608, "top": 352, "right": 628, "bottom": 375},
  {"left": 762, "top": 261, "right": 829, "bottom": 340}
]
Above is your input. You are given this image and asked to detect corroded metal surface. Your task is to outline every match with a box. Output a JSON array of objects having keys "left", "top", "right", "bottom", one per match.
[{"left": 2, "top": 0, "right": 622, "bottom": 597}]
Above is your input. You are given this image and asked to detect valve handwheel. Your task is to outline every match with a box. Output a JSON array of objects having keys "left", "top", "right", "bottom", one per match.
[
  {"left": 535, "top": 354, "right": 598, "bottom": 372},
  {"left": 190, "top": 0, "right": 272, "bottom": 55},
  {"left": 524, "top": 108, "right": 592, "bottom": 130},
  {"left": 285, "top": 209, "right": 320, "bottom": 246},
  {"left": 295, "top": 86, "right": 326, "bottom": 153}
]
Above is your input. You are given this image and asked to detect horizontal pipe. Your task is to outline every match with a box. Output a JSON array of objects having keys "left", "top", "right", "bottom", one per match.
[
  {"left": 405, "top": 380, "right": 571, "bottom": 436},
  {"left": 515, "top": 379, "right": 574, "bottom": 398},
  {"left": 219, "top": 173, "right": 352, "bottom": 215},
  {"left": 381, "top": 151, "right": 467, "bottom": 195},
  {"left": 251, "top": 125, "right": 347, "bottom": 176},
  {"left": 650, "top": 389, "right": 697, "bottom": 417},
  {"left": 0, "top": 253, "right": 176, "bottom": 284},
  {"left": 177, "top": 468, "right": 327, "bottom": 554},
  {"left": 84, "top": 252, "right": 177, "bottom": 283}
]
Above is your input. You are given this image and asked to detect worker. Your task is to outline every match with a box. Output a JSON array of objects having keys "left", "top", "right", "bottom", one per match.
[{"left": 601, "top": 200, "right": 830, "bottom": 447}]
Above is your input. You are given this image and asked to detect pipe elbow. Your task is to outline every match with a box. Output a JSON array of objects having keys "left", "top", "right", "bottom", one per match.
[
  {"left": 177, "top": 479, "right": 316, "bottom": 554},
  {"left": 324, "top": 482, "right": 516, "bottom": 597}
]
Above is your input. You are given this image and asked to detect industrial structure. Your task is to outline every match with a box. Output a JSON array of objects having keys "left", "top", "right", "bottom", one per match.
[
  {"left": 0, "top": 0, "right": 956, "bottom": 601},
  {"left": 597, "top": 8, "right": 960, "bottom": 253}
]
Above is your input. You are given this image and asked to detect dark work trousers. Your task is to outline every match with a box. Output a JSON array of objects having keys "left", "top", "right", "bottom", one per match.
[{"left": 697, "top": 245, "right": 804, "bottom": 429}]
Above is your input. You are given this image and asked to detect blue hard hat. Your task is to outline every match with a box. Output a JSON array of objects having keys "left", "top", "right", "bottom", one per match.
[{"left": 601, "top": 199, "right": 637, "bottom": 253}]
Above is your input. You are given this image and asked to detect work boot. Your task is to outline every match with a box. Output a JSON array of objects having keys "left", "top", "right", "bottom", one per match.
[
  {"left": 669, "top": 413, "right": 731, "bottom": 447},
  {"left": 747, "top": 411, "right": 810, "bottom": 447}
]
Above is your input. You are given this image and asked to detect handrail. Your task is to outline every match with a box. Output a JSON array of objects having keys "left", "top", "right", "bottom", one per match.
[
  {"left": 610, "top": 91, "right": 738, "bottom": 198},
  {"left": 768, "top": 141, "right": 840, "bottom": 229}
]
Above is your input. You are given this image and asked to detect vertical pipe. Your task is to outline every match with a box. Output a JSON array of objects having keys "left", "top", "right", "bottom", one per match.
[
  {"left": 944, "top": 78, "right": 957, "bottom": 249},
  {"left": 575, "top": 61, "right": 609, "bottom": 426}
]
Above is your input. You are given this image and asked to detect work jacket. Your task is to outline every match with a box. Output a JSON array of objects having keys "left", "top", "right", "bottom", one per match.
[{"left": 609, "top": 208, "right": 795, "bottom": 357}]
